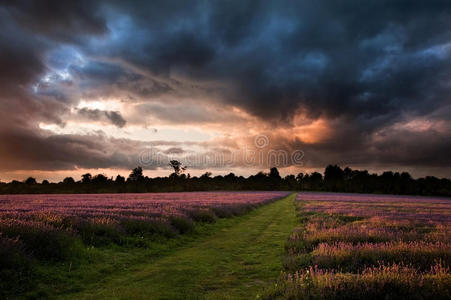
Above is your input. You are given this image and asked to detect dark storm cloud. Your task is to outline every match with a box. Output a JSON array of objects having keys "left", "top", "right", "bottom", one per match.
[
  {"left": 102, "top": 0, "right": 451, "bottom": 174},
  {"left": 73, "top": 0, "right": 451, "bottom": 127},
  {"left": 0, "top": 8, "right": 47, "bottom": 90},
  {"left": 297, "top": 125, "right": 451, "bottom": 168},
  {"left": 76, "top": 108, "right": 126, "bottom": 128},
  {"left": 2, "top": 0, "right": 107, "bottom": 41},
  {"left": 0, "top": 0, "right": 108, "bottom": 124},
  {"left": 0, "top": 126, "right": 203, "bottom": 171},
  {"left": 67, "top": 60, "right": 175, "bottom": 100},
  {"left": 1, "top": 0, "right": 451, "bottom": 176},
  {"left": 0, "top": 127, "right": 138, "bottom": 170}
]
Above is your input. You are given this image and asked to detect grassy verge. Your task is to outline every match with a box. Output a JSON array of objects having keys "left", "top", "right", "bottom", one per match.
[{"left": 6, "top": 193, "right": 297, "bottom": 299}]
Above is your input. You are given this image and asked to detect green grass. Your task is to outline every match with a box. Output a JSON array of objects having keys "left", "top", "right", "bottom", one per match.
[{"left": 24, "top": 193, "right": 297, "bottom": 299}]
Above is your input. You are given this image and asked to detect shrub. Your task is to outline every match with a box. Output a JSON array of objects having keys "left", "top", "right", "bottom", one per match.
[
  {"left": 0, "top": 234, "right": 32, "bottom": 297},
  {"left": 169, "top": 216, "right": 195, "bottom": 234},
  {"left": 74, "top": 220, "right": 124, "bottom": 246},
  {"left": 211, "top": 206, "right": 234, "bottom": 218},
  {"left": 120, "top": 218, "right": 177, "bottom": 238},
  {"left": 188, "top": 209, "right": 217, "bottom": 223},
  {"left": 0, "top": 221, "right": 78, "bottom": 261}
]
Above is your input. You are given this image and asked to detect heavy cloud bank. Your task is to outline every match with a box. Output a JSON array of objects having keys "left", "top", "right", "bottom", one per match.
[{"left": 0, "top": 1, "right": 450, "bottom": 177}]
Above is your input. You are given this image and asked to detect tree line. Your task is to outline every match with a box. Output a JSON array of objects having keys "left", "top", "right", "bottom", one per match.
[{"left": 0, "top": 163, "right": 450, "bottom": 196}]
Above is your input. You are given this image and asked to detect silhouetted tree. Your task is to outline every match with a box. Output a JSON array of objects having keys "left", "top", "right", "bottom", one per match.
[
  {"left": 308, "top": 172, "right": 323, "bottom": 190},
  {"left": 324, "top": 165, "right": 345, "bottom": 191},
  {"left": 128, "top": 167, "right": 144, "bottom": 182},
  {"left": 81, "top": 173, "right": 92, "bottom": 184},
  {"left": 201, "top": 172, "right": 212, "bottom": 178},
  {"left": 284, "top": 175, "right": 297, "bottom": 190},
  {"left": 225, "top": 173, "right": 236, "bottom": 180},
  {"left": 24, "top": 177, "right": 37, "bottom": 185},
  {"left": 92, "top": 174, "right": 108, "bottom": 184},
  {"left": 269, "top": 167, "right": 281, "bottom": 179},
  {"left": 115, "top": 175, "right": 125, "bottom": 184},
  {"left": 268, "top": 167, "right": 282, "bottom": 189},
  {"left": 62, "top": 177, "right": 75, "bottom": 184},
  {"left": 295, "top": 173, "right": 304, "bottom": 189},
  {"left": 0, "top": 165, "right": 450, "bottom": 196},
  {"left": 169, "top": 160, "right": 187, "bottom": 176},
  {"left": 296, "top": 173, "right": 304, "bottom": 183}
]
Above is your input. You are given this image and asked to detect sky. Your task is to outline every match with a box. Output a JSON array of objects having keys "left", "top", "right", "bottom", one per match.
[{"left": 1, "top": 0, "right": 451, "bottom": 182}]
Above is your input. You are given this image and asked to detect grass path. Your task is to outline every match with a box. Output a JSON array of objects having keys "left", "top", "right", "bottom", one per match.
[{"left": 64, "top": 193, "right": 297, "bottom": 300}]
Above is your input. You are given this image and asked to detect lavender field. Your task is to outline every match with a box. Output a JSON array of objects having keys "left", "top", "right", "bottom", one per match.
[
  {"left": 0, "top": 191, "right": 287, "bottom": 222},
  {"left": 265, "top": 192, "right": 451, "bottom": 299},
  {"left": 0, "top": 191, "right": 288, "bottom": 251},
  {"left": 0, "top": 191, "right": 289, "bottom": 297},
  {"left": 2, "top": 191, "right": 451, "bottom": 299}
]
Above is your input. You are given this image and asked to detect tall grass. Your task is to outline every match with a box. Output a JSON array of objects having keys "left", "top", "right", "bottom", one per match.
[{"left": 265, "top": 263, "right": 451, "bottom": 300}]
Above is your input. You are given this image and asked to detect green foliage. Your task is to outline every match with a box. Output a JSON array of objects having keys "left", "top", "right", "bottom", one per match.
[
  {"left": 0, "top": 223, "right": 80, "bottom": 261},
  {"left": 0, "top": 236, "right": 32, "bottom": 297},
  {"left": 188, "top": 209, "right": 217, "bottom": 223},
  {"left": 169, "top": 216, "right": 195, "bottom": 234},
  {"left": 120, "top": 219, "right": 177, "bottom": 238},
  {"left": 75, "top": 221, "right": 125, "bottom": 246}
]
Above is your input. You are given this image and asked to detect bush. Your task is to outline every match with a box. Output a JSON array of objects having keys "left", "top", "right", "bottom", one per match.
[
  {"left": 211, "top": 206, "right": 234, "bottom": 218},
  {"left": 74, "top": 220, "right": 124, "bottom": 246},
  {"left": 0, "top": 235, "right": 32, "bottom": 297},
  {"left": 169, "top": 216, "right": 195, "bottom": 234},
  {"left": 0, "top": 222, "right": 78, "bottom": 261},
  {"left": 188, "top": 209, "right": 217, "bottom": 223},
  {"left": 283, "top": 253, "right": 312, "bottom": 272},
  {"left": 120, "top": 219, "right": 177, "bottom": 238}
]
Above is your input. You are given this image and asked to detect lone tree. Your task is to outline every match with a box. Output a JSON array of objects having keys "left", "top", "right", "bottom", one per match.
[
  {"left": 128, "top": 166, "right": 144, "bottom": 182},
  {"left": 169, "top": 160, "right": 187, "bottom": 176}
]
